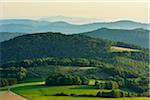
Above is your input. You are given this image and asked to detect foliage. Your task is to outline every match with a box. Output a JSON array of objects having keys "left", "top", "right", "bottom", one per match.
[
  {"left": 95, "top": 81, "right": 119, "bottom": 89},
  {"left": 0, "top": 32, "right": 149, "bottom": 96},
  {"left": 0, "top": 67, "right": 27, "bottom": 87},
  {"left": 0, "top": 78, "right": 17, "bottom": 87},
  {"left": 46, "top": 74, "right": 85, "bottom": 86},
  {"left": 124, "top": 78, "right": 149, "bottom": 93},
  {"left": 1, "top": 32, "right": 110, "bottom": 63},
  {"left": 96, "top": 90, "right": 128, "bottom": 98},
  {"left": 1, "top": 57, "right": 104, "bottom": 68}
]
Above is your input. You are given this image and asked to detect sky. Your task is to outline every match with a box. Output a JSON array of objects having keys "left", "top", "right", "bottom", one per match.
[{"left": 0, "top": 0, "right": 149, "bottom": 23}]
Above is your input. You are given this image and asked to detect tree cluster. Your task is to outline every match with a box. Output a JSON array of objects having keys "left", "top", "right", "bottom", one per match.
[
  {"left": 95, "top": 81, "right": 119, "bottom": 89},
  {"left": 0, "top": 67, "right": 27, "bottom": 87},
  {"left": 1, "top": 57, "right": 103, "bottom": 68},
  {"left": 46, "top": 74, "right": 88, "bottom": 86}
]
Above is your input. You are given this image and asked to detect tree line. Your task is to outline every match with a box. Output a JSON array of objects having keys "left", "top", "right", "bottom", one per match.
[
  {"left": 46, "top": 74, "right": 88, "bottom": 86},
  {"left": 0, "top": 67, "right": 27, "bottom": 87},
  {"left": 1, "top": 57, "right": 103, "bottom": 68}
]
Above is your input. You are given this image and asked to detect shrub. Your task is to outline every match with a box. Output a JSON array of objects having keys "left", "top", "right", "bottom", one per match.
[
  {"left": 81, "top": 77, "right": 89, "bottom": 85},
  {"left": 105, "top": 81, "right": 119, "bottom": 89},
  {"left": 95, "top": 80, "right": 119, "bottom": 89},
  {"left": 95, "top": 82, "right": 105, "bottom": 89},
  {"left": 111, "top": 90, "right": 121, "bottom": 98},
  {"left": 0, "top": 78, "right": 17, "bottom": 87},
  {"left": 0, "top": 79, "right": 9, "bottom": 87},
  {"left": 96, "top": 90, "right": 127, "bottom": 98},
  {"left": 46, "top": 74, "right": 83, "bottom": 86},
  {"left": 7, "top": 78, "right": 17, "bottom": 85},
  {"left": 124, "top": 78, "right": 148, "bottom": 93},
  {"left": 141, "top": 91, "right": 150, "bottom": 97}
]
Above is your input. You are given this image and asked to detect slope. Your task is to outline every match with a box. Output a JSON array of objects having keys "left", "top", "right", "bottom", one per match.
[{"left": 82, "top": 28, "right": 149, "bottom": 48}]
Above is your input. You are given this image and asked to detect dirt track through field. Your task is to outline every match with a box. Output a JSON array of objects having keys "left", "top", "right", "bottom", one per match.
[{"left": 0, "top": 91, "right": 27, "bottom": 100}]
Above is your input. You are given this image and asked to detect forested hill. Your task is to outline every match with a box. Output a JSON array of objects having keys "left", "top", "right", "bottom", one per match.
[
  {"left": 82, "top": 28, "right": 149, "bottom": 48},
  {"left": 1, "top": 32, "right": 111, "bottom": 63}
]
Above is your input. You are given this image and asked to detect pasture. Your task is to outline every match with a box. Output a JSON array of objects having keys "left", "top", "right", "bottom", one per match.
[{"left": 8, "top": 82, "right": 149, "bottom": 100}]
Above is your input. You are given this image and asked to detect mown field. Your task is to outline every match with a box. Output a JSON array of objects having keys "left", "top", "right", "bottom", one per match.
[
  {"left": 110, "top": 46, "right": 140, "bottom": 52},
  {"left": 5, "top": 81, "right": 148, "bottom": 100}
]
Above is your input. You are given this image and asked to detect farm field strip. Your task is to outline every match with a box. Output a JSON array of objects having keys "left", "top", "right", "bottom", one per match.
[{"left": 111, "top": 46, "right": 140, "bottom": 52}]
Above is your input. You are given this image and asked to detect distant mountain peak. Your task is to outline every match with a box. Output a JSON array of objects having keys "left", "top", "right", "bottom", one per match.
[
  {"left": 40, "top": 16, "right": 103, "bottom": 25},
  {"left": 51, "top": 21, "right": 71, "bottom": 24}
]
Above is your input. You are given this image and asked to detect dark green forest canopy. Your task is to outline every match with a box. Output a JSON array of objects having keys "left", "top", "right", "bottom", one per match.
[
  {"left": 1, "top": 56, "right": 149, "bottom": 78},
  {"left": 1, "top": 32, "right": 111, "bottom": 63}
]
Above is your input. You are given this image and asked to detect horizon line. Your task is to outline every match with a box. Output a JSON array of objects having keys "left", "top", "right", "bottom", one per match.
[{"left": 0, "top": 16, "right": 149, "bottom": 24}]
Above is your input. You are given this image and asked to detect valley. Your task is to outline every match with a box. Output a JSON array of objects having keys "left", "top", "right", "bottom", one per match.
[
  {"left": 0, "top": 1, "right": 149, "bottom": 99},
  {"left": 0, "top": 22, "right": 149, "bottom": 100}
]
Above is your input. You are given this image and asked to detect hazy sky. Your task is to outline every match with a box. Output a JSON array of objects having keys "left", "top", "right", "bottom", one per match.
[{"left": 0, "top": 0, "right": 149, "bottom": 23}]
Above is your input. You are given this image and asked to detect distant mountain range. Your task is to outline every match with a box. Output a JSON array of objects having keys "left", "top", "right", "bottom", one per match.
[
  {"left": 40, "top": 15, "right": 103, "bottom": 24},
  {"left": 0, "top": 19, "right": 149, "bottom": 34}
]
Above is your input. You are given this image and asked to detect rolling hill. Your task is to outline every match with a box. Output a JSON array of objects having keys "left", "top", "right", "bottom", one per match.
[
  {"left": 82, "top": 28, "right": 149, "bottom": 48},
  {"left": 0, "top": 32, "right": 110, "bottom": 63},
  {"left": 0, "top": 31, "right": 149, "bottom": 97}
]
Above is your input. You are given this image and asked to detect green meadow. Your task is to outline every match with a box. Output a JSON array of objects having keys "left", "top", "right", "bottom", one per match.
[{"left": 1, "top": 81, "right": 146, "bottom": 100}]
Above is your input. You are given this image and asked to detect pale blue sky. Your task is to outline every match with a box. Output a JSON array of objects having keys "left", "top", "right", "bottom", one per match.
[{"left": 0, "top": 0, "right": 149, "bottom": 23}]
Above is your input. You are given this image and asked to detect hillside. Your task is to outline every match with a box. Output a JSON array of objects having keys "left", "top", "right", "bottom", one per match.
[
  {"left": 1, "top": 32, "right": 148, "bottom": 75},
  {"left": 82, "top": 28, "right": 149, "bottom": 48},
  {"left": 0, "top": 32, "right": 149, "bottom": 98},
  {"left": 0, "top": 32, "right": 26, "bottom": 42},
  {"left": 0, "top": 32, "right": 110, "bottom": 63}
]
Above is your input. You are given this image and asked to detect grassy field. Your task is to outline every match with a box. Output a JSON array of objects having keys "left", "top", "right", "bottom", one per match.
[
  {"left": 4, "top": 81, "right": 147, "bottom": 100},
  {"left": 25, "top": 96, "right": 149, "bottom": 100},
  {"left": 111, "top": 46, "right": 140, "bottom": 52},
  {"left": 12, "top": 85, "right": 106, "bottom": 96}
]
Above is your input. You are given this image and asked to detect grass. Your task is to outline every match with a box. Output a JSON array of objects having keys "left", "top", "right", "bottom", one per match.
[
  {"left": 9, "top": 82, "right": 149, "bottom": 100},
  {"left": 0, "top": 81, "right": 149, "bottom": 100},
  {"left": 110, "top": 46, "right": 140, "bottom": 52},
  {"left": 28, "top": 96, "right": 149, "bottom": 100},
  {"left": 12, "top": 85, "right": 106, "bottom": 96},
  {"left": 0, "top": 91, "right": 8, "bottom": 94},
  {"left": 19, "top": 77, "right": 44, "bottom": 83},
  {"left": 0, "top": 81, "right": 44, "bottom": 91}
]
